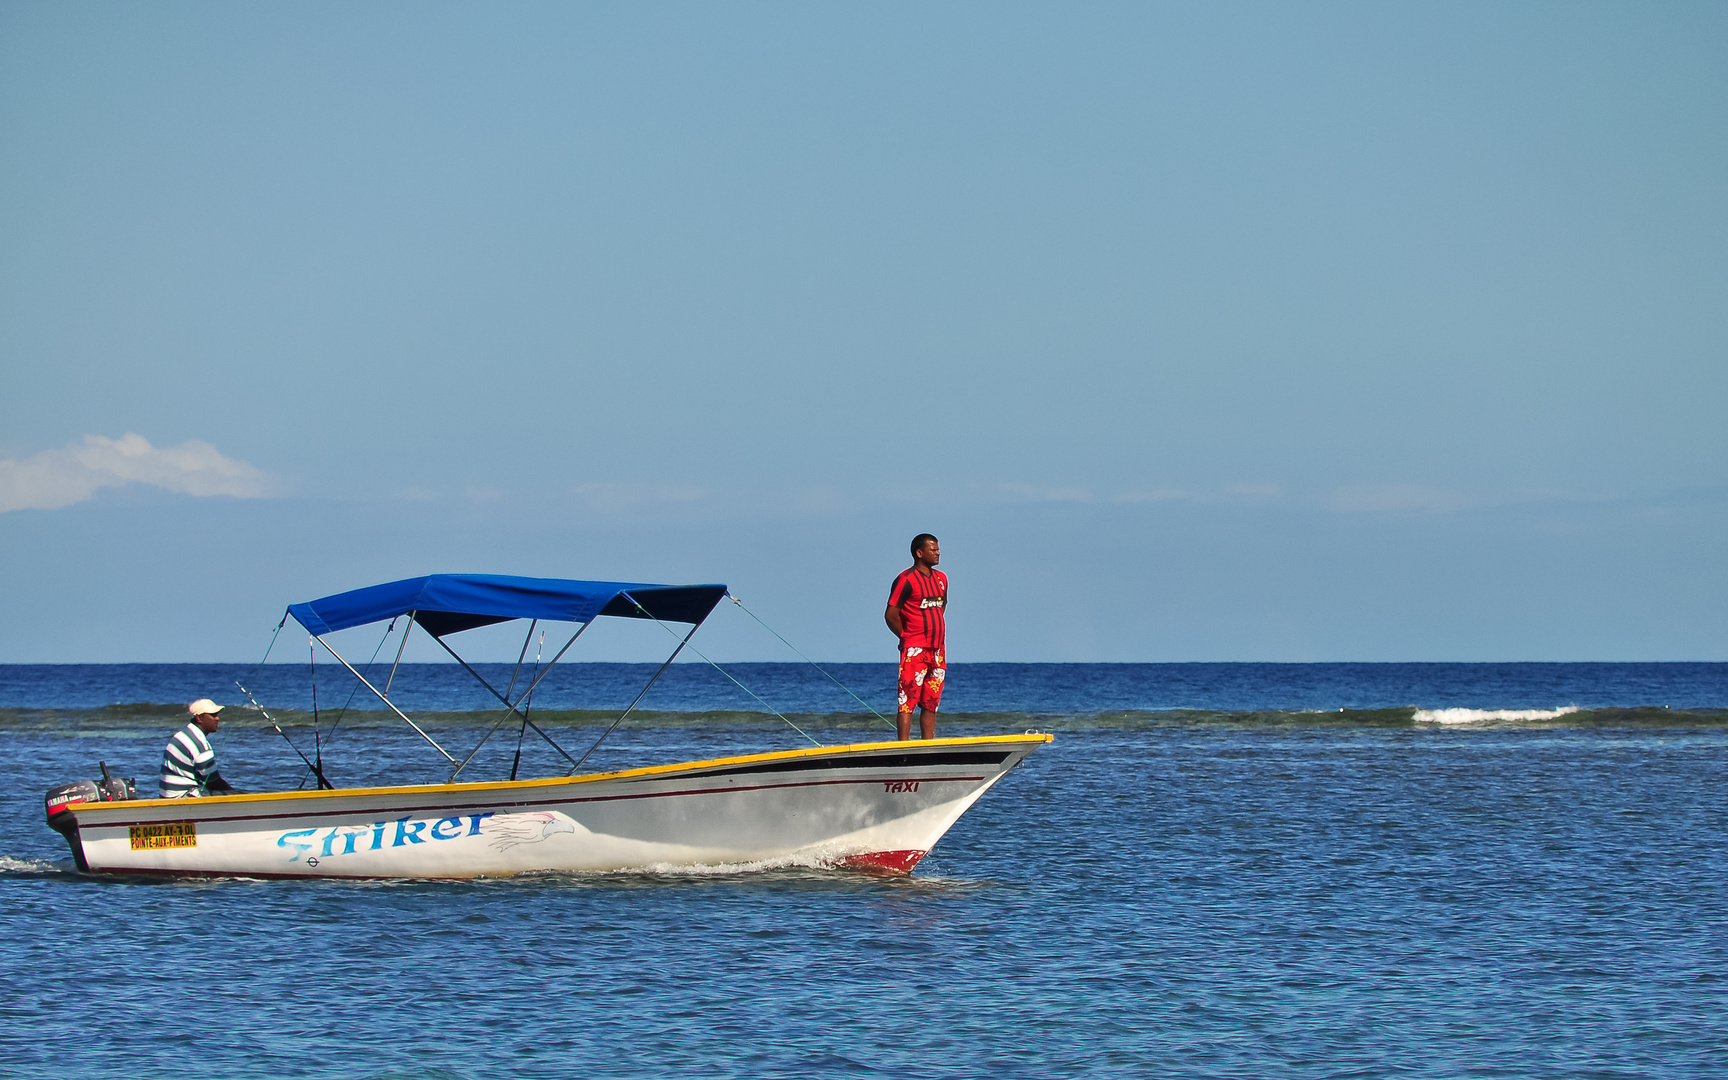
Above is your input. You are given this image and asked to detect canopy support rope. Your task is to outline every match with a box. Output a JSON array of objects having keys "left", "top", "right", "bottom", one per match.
[
  {"left": 617, "top": 591, "right": 822, "bottom": 750},
  {"left": 727, "top": 592, "right": 895, "bottom": 730},
  {"left": 244, "top": 611, "right": 288, "bottom": 682}
]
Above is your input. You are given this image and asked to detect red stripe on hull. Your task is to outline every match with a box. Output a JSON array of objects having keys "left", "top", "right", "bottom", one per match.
[{"left": 839, "top": 849, "right": 928, "bottom": 876}]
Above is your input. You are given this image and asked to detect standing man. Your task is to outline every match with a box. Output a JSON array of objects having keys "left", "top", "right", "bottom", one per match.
[
  {"left": 885, "top": 533, "right": 947, "bottom": 741},
  {"left": 161, "top": 698, "right": 238, "bottom": 798}
]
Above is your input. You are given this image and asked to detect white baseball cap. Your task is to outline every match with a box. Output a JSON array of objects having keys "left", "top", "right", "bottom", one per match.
[{"left": 188, "top": 698, "right": 225, "bottom": 717}]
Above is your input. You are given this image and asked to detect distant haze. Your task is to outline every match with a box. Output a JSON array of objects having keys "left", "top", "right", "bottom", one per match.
[{"left": 1, "top": 3, "right": 1723, "bottom": 662}]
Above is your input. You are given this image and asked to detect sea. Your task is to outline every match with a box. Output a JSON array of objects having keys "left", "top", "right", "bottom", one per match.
[{"left": 2, "top": 661, "right": 1725, "bottom": 1080}]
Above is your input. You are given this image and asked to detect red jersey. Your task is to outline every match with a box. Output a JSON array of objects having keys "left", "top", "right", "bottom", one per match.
[{"left": 889, "top": 567, "right": 948, "bottom": 651}]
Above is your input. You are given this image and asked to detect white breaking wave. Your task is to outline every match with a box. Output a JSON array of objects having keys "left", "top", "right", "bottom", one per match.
[{"left": 1413, "top": 706, "right": 1583, "bottom": 724}]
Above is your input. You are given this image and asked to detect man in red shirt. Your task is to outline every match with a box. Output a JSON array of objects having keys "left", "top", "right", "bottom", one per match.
[{"left": 885, "top": 533, "right": 948, "bottom": 741}]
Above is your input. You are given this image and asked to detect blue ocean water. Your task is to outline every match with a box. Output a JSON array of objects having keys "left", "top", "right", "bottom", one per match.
[
  {"left": 4, "top": 660, "right": 1726, "bottom": 714},
  {"left": 3, "top": 663, "right": 1726, "bottom": 1079}
]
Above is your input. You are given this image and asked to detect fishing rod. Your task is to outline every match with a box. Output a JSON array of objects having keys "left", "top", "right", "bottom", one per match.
[
  {"left": 235, "top": 678, "right": 334, "bottom": 790},
  {"left": 509, "top": 628, "right": 545, "bottom": 782}
]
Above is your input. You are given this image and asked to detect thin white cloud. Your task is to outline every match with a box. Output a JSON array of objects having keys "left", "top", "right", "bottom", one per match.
[
  {"left": 996, "top": 482, "right": 1094, "bottom": 502},
  {"left": 572, "top": 482, "right": 707, "bottom": 512},
  {"left": 1115, "top": 488, "right": 1187, "bottom": 503},
  {"left": 1226, "top": 483, "right": 1283, "bottom": 502},
  {"left": 783, "top": 485, "right": 851, "bottom": 514},
  {"left": 0, "top": 433, "right": 277, "bottom": 513},
  {"left": 1329, "top": 484, "right": 1471, "bottom": 513}
]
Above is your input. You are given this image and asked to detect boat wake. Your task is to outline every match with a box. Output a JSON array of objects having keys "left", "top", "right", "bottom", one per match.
[
  {"left": 614, "top": 853, "right": 839, "bottom": 877},
  {"left": 0, "top": 855, "right": 75, "bottom": 875}
]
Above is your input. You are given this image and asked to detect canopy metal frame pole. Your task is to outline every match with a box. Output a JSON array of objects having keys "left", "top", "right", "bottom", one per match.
[
  {"left": 444, "top": 621, "right": 587, "bottom": 781},
  {"left": 312, "top": 632, "right": 457, "bottom": 764},
  {"left": 569, "top": 599, "right": 700, "bottom": 774},
  {"left": 478, "top": 618, "right": 539, "bottom": 777},
  {"left": 429, "top": 624, "right": 591, "bottom": 778},
  {"left": 383, "top": 613, "right": 414, "bottom": 699},
  {"left": 509, "top": 628, "right": 546, "bottom": 782},
  {"left": 310, "top": 616, "right": 403, "bottom": 760},
  {"left": 504, "top": 620, "right": 537, "bottom": 703},
  {"left": 501, "top": 620, "right": 539, "bottom": 775}
]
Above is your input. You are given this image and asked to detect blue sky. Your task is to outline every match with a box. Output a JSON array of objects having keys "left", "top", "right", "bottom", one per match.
[{"left": 2, "top": 3, "right": 1724, "bottom": 662}]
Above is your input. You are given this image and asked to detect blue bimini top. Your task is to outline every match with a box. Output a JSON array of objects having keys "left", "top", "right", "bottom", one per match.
[{"left": 287, "top": 574, "right": 728, "bottom": 638}]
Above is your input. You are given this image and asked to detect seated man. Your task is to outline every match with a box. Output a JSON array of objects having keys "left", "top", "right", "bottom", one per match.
[{"left": 160, "top": 698, "right": 238, "bottom": 798}]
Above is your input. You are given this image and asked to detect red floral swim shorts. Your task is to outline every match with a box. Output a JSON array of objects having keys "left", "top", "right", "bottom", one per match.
[{"left": 897, "top": 645, "right": 946, "bottom": 713}]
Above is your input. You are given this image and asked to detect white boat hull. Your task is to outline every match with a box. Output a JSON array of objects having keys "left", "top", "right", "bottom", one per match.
[{"left": 54, "top": 735, "right": 1051, "bottom": 878}]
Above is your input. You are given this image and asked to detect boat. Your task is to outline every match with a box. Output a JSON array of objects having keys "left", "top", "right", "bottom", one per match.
[{"left": 42, "top": 573, "right": 1051, "bottom": 879}]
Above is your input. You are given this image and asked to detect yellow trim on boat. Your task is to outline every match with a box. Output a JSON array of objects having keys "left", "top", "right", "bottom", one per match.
[{"left": 67, "top": 733, "right": 1055, "bottom": 816}]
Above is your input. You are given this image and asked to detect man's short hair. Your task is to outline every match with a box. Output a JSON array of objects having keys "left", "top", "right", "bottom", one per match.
[{"left": 911, "top": 533, "right": 938, "bottom": 557}]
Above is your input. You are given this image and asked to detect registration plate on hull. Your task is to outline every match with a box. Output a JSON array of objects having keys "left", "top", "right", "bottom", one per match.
[{"left": 130, "top": 822, "right": 197, "bottom": 850}]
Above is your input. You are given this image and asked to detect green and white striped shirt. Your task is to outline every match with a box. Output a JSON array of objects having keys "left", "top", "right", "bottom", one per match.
[{"left": 161, "top": 721, "right": 216, "bottom": 798}]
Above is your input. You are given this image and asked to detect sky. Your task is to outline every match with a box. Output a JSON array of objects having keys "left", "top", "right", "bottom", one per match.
[{"left": 1, "top": 2, "right": 1724, "bottom": 663}]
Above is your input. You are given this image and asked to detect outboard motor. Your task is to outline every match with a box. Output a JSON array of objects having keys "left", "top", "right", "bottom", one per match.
[
  {"left": 44, "top": 762, "right": 138, "bottom": 869},
  {"left": 44, "top": 779, "right": 98, "bottom": 870},
  {"left": 44, "top": 756, "right": 137, "bottom": 843}
]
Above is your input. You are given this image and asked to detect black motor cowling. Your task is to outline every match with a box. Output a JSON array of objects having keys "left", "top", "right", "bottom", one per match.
[{"left": 44, "top": 779, "right": 100, "bottom": 834}]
